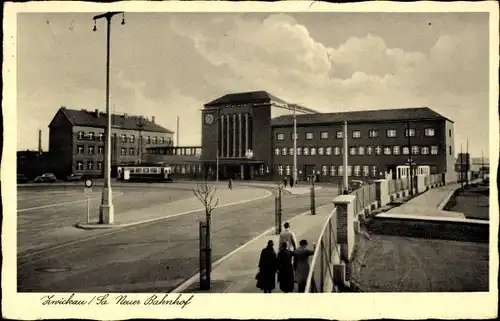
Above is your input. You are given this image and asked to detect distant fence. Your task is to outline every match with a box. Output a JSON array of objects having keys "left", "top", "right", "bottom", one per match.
[{"left": 305, "top": 207, "right": 340, "bottom": 293}]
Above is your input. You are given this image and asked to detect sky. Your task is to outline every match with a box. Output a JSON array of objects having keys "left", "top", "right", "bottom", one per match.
[{"left": 17, "top": 11, "right": 491, "bottom": 157}]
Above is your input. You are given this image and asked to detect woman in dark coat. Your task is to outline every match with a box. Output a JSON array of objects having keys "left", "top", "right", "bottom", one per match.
[
  {"left": 257, "top": 240, "right": 277, "bottom": 293},
  {"left": 277, "top": 242, "right": 295, "bottom": 293}
]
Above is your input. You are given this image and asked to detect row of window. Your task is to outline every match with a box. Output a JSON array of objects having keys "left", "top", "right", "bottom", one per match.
[
  {"left": 274, "top": 145, "right": 440, "bottom": 157},
  {"left": 276, "top": 128, "right": 437, "bottom": 141},
  {"left": 77, "top": 145, "right": 176, "bottom": 156},
  {"left": 76, "top": 131, "right": 171, "bottom": 145},
  {"left": 76, "top": 160, "right": 103, "bottom": 171},
  {"left": 276, "top": 164, "right": 380, "bottom": 177}
]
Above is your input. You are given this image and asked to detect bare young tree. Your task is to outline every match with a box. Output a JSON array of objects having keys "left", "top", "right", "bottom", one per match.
[{"left": 193, "top": 180, "right": 219, "bottom": 221}]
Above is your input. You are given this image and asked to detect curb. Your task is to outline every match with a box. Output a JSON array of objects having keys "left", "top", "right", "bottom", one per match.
[
  {"left": 170, "top": 202, "right": 333, "bottom": 294},
  {"left": 74, "top": 189, "right": 273, "bottom": 230},
  {"left": 437, "top": 186, "right": 462, "bottom": 211}
]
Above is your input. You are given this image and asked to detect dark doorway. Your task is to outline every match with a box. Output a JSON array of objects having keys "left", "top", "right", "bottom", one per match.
[{"left": 303, "top": 165, "right": 314, "bottom": 181}]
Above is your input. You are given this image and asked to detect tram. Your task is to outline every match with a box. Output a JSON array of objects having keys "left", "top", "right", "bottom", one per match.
[
  {"left": 117, "top": 163, "right": 173, "bottom": 182},
  {"left": 395, "top": 165, "right": 430, "bottom": 179}
]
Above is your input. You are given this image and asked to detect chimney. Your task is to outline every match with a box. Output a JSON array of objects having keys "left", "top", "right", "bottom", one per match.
[
  {"left": 152, "top": 116, "right": 155, "bottom": 123},
  {"left": 95, "top": 109, "right": 99, "bottom": 117},
  {"left": 38, "top": 129, "right": 42, "bottom": 152}
]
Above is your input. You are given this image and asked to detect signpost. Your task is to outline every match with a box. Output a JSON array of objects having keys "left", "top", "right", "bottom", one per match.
[{"left": 84, "top": 179, "right": 93, "bottom": 223}]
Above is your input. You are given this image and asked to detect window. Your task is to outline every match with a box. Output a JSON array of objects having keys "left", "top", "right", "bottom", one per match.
[
  {"left": 347, "top": 166, "right": 352, "bottom": 177},
  {"left": 362, "top": 165, "right": 369, "bottom": 177},
  {"left": 322, "top": 165, "right": 328, "bottom": 176},
  {"left": 288, "top": 148, "right": 294, "bottom": 155},
  {"left": 366, "top": 146, "right": 373, "bottom": 155},
  {"left": 152, "top": 136, "right": 158, "bottom": 144},
  {"left": 159, "top": 137, "right": 164, "bottom": 144},
  {"left": 77, "top": 145, "right": 84, "bottom": 154},
  {"left": 449, "top": 129, "right": 452, "bottom": 137},
  {"left": 449, "top": 146, "right": 452, "bottom": 155},
  {"left": 358, "top": 146, "right": 365, "bottom": 155},
  {"left": 349, "top": 147, "right": 356, "bottom": 156},
  {"left": 369, "top": 130, "right": 378, "bottom": 138},
  {"left": 290, "top": 133, "right": 298, "bottom": 140},
  {"left": 326, "top": 147, "right": 332, "bottom": 155},
  {"left": 285, "top": 165, "right": 291, "bottom": 176},
  {"left": 276, "top": 133, "right": 285, "bottom": 141},
  {"left": 129, "top": 135, "right": 135, "bottom": 143},
  {"left": 352, "top": 130, "right": 361, "bottom": 139},
  {"left": 129, "top": 148, "right": 134, "bottom": 155},
  {"left": 336, "top": 131, "right": 343, "bottom": 139},
  {"left": 311, "top": 148, "right": 317, "bottom": 156},
  {"left": 89, "top": 132, "right": 95, "bottom": 140},
  {"left": 98, "top": 146, "right": 104, "bottom": 154},
  {"left": 412, "top": 146, "right": 419, "bottom": 155},
  {"left": 274, "top": 148, "right": 280, "bottom": 156},
  {"left": 76, "top": 161, "right": 84, "bottom": 170},
  {"left": 405, "top": 128, "right": 416, "bottom": 137},
  {"left": 303, "top": 147, "right": 309, "bottom": 156},
  {"left": 98, "top": 133, "right": 104, "bottom": 141},
  {"left": 297, "top": 147, "right": 302, "bottom": 156},
  {"left": 424, "top": 128, "right": 435, "bottom": 137},
  {"left": 120, "top": 134, "right": 127, "bottom": 143},
  {"left": 167, "top": 137, "right": 172, "bottom": 145},
  {"left": 421, "top": 146, "right": 429, "bottom": 155},
  {"left": 97, "top": 161, "right": 103, "bottom": 170},
  {"left": 88, "top": 145, "right": 95, "bottom": 155},
  {"left": 431, "top": 145, "right": 438, "bottom": 155},
  {"left": 375, "top": 146, "right": 382, "bottom": 155},
  {"left": 393, "top": 146, "right": 400, "bottom": 155},
  {"left": 278, "top": 165, "right": 284, "bottom": 175},
  {"left": 306, "top": 132, "right": 314, "bottom": 140},
  {"left": 403, "top": 146, "right": 409, "bottom": 155},
  {"left": 259, "top": 165, "right": 265, "bottom": 175},
  {"left": 330, "top": 165, "right": 336, "bottom": 176},
  {"left": 120, "top": 148, "right": 126, "bottom": 155},
  {"left": 338, "top": 165, "right": 344, "bottom": 176},
  {"left": 318, "top": 147, "right": 324, "bottom": 156},
  {"left": 353, "top": 165, "right": 361, "bottom": 177},
  {"left": 282, "top": 148, "right": 287, "bottom": 156},
  {"left": 146, "top": 136, "right": 151, "bottom": 144},
  {"left": 181, "top": 166, "right": 186, "bottom": 174},
  {"left": 384, "top": 147, "right": 392, "bottom": 155},
  {"left": 87, "top": 161, "right": 94, "bottom": 170},
  {"left": 320, "top": 132, "right": 329, "bottom": 139},
  {"left": 77, "top": 132, "right": 84, "bottom": 140},
  {"left": 371, "top": 166, "right": 378, "bottom": 177},
  {"left": 334, "top": 147, "right": 341, "bottom": 155},
  {"left": 386, "top": 129, "right": 397, "bottom": 137}
]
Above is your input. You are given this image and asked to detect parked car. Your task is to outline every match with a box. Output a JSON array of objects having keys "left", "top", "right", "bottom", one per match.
[
  {"left": 17, "top": 174, "right": 29, "bottom": 184},
  {"left": 66, "top": 173, "right": 84, "bottom": 181},
  {"left": 34, "top": 173, "right": 57, "bottom": 183}
]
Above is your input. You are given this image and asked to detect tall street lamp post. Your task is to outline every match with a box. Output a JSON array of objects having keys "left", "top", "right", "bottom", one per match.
[
  {"left": 93, "top": 11, "right": 125, "bottom": 224},
  {"left": 293, "top": 104, "right": 298, "bottom": 186}
]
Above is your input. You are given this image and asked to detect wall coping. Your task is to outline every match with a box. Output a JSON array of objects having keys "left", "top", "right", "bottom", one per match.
[{"left": 332, "top": 194, "right": 356, "bottom": 204}]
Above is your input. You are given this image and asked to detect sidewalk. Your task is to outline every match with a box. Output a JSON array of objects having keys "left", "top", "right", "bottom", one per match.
[
  {"left": 382, "top": 183, "right": 466, "bottom": 219},
  {"left": 173, "top": 203, "right": 334, "bottom": 293},
  {"left": 76, "top": 186, "right": 272, "bottom": 230}
]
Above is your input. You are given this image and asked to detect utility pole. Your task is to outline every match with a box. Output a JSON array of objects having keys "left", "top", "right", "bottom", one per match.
[
  {"left": 216, "top": 109, "right": 219, "bottom": 183},
  {"left": 343, "top": 121, "right": 348, "bottom": 194},
  {"left": 460, "top": 143, "right": 464, "bottom": 188},
  {"left": 466, "top": 139, "right": 469, "bottom": 187},
  {"left": 407, "top": 121, "right": 413, "bottom": 196},
  {"left": 93, "top": 11, "right": 125, "bottom": 225},
  {"left": 481, "top": 149, "right": 485, "bottom": 178},
  {"left": 136, "top": 116, "right": 145, "bottom": 164},
  {"left": 293, "top": 104, "right": 298, "bottom": 186},
  {"left": 176, "top": 116, "right": 180, "bottom": 147}
]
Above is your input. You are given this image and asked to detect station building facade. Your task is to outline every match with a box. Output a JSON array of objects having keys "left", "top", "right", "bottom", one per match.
[{"left": 200, "top": 91, "right": 457, "bottom": 183}]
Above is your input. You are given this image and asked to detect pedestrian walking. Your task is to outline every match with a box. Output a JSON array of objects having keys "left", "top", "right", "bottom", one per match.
[
  {"left": 256, "top": 240, "right": 277, "bottom": 293},
  {"left": 289, "top": 175, "right": 294, "bottom": 188},
  {"left": 279, "top": 222, "right": 297, "bottom": 251},
  {"left": 293, "top": 239, "right": 315, "bottom": 293},
  {"left": 228, "top": 178, "right": 233, "bottom": 190},
  {"left": 284, "top": 177, "right": 288, "bottom": 188},
  {"left": 277, "top": 242, "right": 295, "bottom": 293}
]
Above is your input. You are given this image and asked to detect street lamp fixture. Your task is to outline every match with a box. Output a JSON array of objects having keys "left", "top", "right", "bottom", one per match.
[{"left": 93, "top": 11, "right": 126, "bottom": 224}]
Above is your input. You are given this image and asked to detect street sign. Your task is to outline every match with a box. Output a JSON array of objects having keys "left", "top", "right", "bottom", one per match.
[
  {"left": 84, "top": 188, "right": 93, "bottom": 195},
  {"left": 85, "top": 179, "right": 93, "bottom": 188}
]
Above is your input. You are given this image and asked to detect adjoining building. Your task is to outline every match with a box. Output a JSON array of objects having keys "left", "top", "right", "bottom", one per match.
[
  {"left": 47, "top": 107, "right": 174, "bottom": 179},
  {"left": 200, "top": 90, "right": 457, "bottom": 183}
]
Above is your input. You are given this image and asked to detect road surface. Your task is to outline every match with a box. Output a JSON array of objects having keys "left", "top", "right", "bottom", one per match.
[{"left": 18, "top": 184, "right": 338, "bottom": 292}]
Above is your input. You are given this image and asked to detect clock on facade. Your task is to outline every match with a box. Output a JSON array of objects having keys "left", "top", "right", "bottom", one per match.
[{"left": 205, "top": 114, "right": 214, "bottom": 125}]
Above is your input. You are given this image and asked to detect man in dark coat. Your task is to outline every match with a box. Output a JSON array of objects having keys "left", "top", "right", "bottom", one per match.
[
  {"left": 277, "top": 242, "right": 295, "bottom": 293},
  {"left": 257, "top": 240, "right": 277, "bottom": 293}
]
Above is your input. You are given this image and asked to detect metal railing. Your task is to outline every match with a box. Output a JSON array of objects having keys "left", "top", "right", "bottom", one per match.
[
  {"left": 351, "top": 184, "right": 377, "bottom": 216},
  {"left": 304, "top": 207, "right": 340, "bottom": 293}
]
